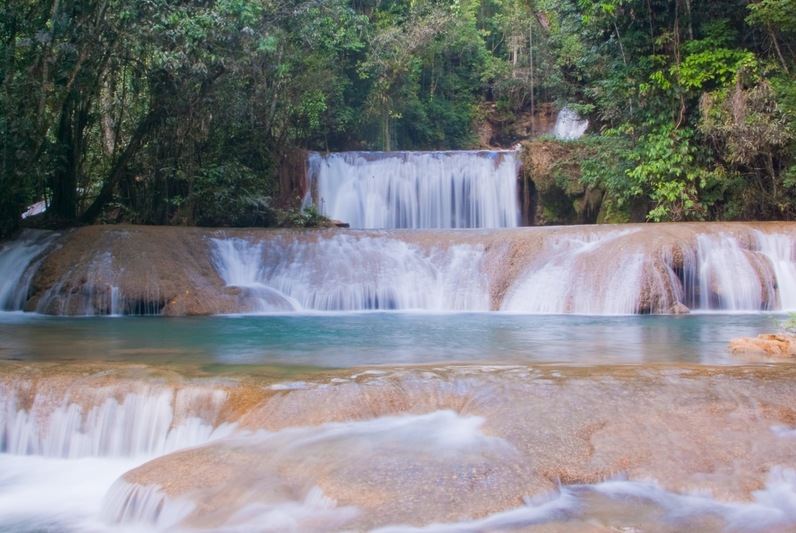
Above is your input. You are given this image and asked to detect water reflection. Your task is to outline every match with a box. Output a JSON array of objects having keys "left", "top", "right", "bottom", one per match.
[{"left": 0, "top": 312, "right": 783, "bottom": 367}]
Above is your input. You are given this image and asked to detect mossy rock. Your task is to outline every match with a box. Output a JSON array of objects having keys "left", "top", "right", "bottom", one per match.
[
  {"left": 521, "top": 138, "right": 604, "bottom": 225},
  {"left": 597, "top": 194, "right": 631, "bottom": 224}
]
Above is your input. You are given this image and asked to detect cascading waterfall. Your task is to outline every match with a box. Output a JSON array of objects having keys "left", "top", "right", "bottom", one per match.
[
  {"left": 691, "top": 234, "right": 773, "bottom": 310},
  {"left": 102, "top": 481, "right": 195, "bottom": 529},
  {"left": 0, "top": 230, "right": 59, "bottom": 311},
  {"left": 211, "top": 235, "right": 490, "bottom": 312},
  {"left": 1, "top": 224, "right": 795, "bottom": 316},
  {"left": 36, "top": 251, "right": 127, "bottom": 316},
  {"left": 103, "top": 409, "right": 509, "bottom": 531},
  {"left": 305, "top": 151, "right": 520, "bottom": 229},
  {"left": 210, "top": 228, "right": 796, "bottom": 315},
  {"left": 681, "top": 232, "right": 796, "bottom": 312},
  {"left": 33, "top": 250, "right": 168, "bottom": 316},
  {"left": 0, "top": 383, "right": 235, "bottom": 458},
  {"left": 211, "top": 238, "right": 301, "bottom": 312},
  {"left": 553, "top": 107, "right": 589, "bottom": 140},
  {"left": 755, "top": 231, "right": 796, "bottom": 310},
  {"left": 0, "top": 379, "right": 239, "bottom": 532},
  {"left": 500, "top": 230, "right": 652, "bottom": 314}
]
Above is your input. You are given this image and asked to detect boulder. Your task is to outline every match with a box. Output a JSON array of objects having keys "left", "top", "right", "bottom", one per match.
[
  {"left": 728, "top": 334, "right": 796, "bottom": 358},
  {"left": 668, "top": 302, "right": 690, "bottom": 315}
]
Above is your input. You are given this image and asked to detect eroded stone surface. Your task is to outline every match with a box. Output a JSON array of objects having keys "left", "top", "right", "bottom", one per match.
[{"left": 729, "top": 333, "right": 796, "bottom": 359}]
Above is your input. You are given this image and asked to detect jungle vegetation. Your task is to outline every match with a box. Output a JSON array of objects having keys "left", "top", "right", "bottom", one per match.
[{"left": 0, "top": 0, "right": 794, "bottom": 234}]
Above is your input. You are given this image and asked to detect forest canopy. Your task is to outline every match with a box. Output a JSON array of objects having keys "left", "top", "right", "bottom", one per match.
[{"left": 1, "top": 0, "right": 794, "bottom": 235}]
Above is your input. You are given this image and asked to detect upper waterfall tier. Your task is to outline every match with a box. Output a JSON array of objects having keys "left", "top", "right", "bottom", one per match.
[
  {"left": 2, "top": 223, "right": 796, "bottom": 316},
  {"left": 305, "top": 150, "right": 520, "bottom": 229}
]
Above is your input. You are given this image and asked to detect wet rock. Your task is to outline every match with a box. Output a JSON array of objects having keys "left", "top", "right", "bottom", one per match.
[
  {"left": 669, "top": 302, "right": 690, "bottom": 315},
  {"left": 729, "top": 334, "right": 796, "bottom": 358},
  {"left": 102, "top": 363, "right": 796, "bottom": 529},
  {"left": 26, "top": 225, "right": 239, "bottom": 316}
]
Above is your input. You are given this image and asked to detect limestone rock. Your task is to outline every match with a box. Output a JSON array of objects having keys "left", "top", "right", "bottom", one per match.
[
  {"left": 729, "top": 334, "right": 796, "bottom": 358},
  {"left": 669, "top": 302, "right": 690, "bottom": 315}
]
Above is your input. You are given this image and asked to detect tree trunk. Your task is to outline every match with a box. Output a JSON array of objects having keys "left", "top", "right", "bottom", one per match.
[
  {"left": 80, "top": 110, "right": 162, "bottom": 223},
  {"left": 50, "top": 95, "right": 78, "bottom": 221},
  {"left": 529, "top": 20, "right": 535, "bottom": 135}
]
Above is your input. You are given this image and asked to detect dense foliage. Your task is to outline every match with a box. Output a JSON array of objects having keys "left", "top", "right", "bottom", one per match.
[{"left": 0, "top": 0, "right": 794, "bottom": 234}]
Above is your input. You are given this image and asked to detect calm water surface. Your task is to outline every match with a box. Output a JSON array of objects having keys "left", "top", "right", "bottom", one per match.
[{"left": 0, "top": 312, "right": 785, "bottom": 367}]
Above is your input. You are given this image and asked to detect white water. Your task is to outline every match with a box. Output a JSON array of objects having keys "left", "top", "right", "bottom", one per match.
[
  {"left": 2, "top": 226, "right": 796, "bottom": 316},
  {"left": 0, "top": 230, "right": 58, "bottom": 311},
  {"left": 755, "top": 231, "right": 796, "bottom": 310},
  {"left": 102, "top": 410, "right": 509, "bottom": 531},
  {"left": 3, "top": 377, "right": 796, "bottom": 531},
  {"left": 376, "top": 468, "right": 796, "bottom": 532},
  {"left": 0, "top": 382, "right": 238, "bottom": 532},
  {"left": 553, "top": 107, "right": 588, "bottom": 140},
  {"left": 32, "top": 250, "right": 159, "bottom": 316},
  {"left": 102, "top": 481, "right": 196, "bottom": 530},
  {"left": 76, "top": 408, "right": 796, "bottom": 532},
  {"left": 21, "top": 200, "right": 47, "bottom": 220},
  {"left": 684, "top": 232, "right": 796, "bottom": 311},
  {"left": 693, "top": 234, "right": 772, "bottom": 310},
  {"left": 38, "top": 251, "right": 125, "bottom": 316},
  {"left": 0, "top": 411, "right": 796, "bottom": 533},
  {"left": 211, "top": 236, "right": 490, "bottom": 312},
  {"left": 0, "top": 454, "right": 143, "bottom": 532},
  {"left": 305, "top": 151, "right": 520, "bottom": 229},
  {"left": 500, "top": 230, "right": 653, "bottom": 314},
  {"left": 0, "top": 384, "right": 234, "bottom": 458},
  {"left": 209, "top": 228, "right": 796, "bottom": 315}
]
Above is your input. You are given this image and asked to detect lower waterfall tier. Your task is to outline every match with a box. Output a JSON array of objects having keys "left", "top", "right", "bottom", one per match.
[
  {"left": 1, "top": 222, "right": 795, "bottom": 315},
  {"left": 3, "top": 361, "right": 796, "bottom": 531}
]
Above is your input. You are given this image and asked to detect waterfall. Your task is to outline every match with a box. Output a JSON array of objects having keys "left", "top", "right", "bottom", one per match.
[
  {"left": 211, "top": 235, "right": 490, "bottom": 312},
  {"left": 211, "top": 238, "right": 301, "bottom": 312},
  {"left": 689, "top": 234, "right": 774, "bottom": 311},
  {"left": 38, "top": 251, "right": 129, "bottom": 316},
  {"left": 500, "top": 230, "right": 655, "bottom": 314},
  {"left": 2, "top": 224, "right": 795, "bottom": 317},
  {"left": 756, "top": 231, "right": 796, "bottom": 310},
  {"left": 103, "top": 410, "right": 506, "bottom": 531},
  {"left": 209, "top": 228, "right": 796, "bottom": 315},
  {"left": 553, "top": 107, "right": 588, "bottom": 140},
  {"left": 0, "top": 383, "right": 235, "bottom": 458},
  {"left": 102, "top": 481, "right": 195, "bottom": 529},
  {"left": 680, "top": 232, "right": 796, "bottom": 312},
  {"left": 0, "top": 379, "right": 238, "bottom": 532},
  {"left": 305, "top": 151, "right": 520, "bottom": 229},
  {"left": 0, "top": 230, "right": 58, "bottom": 311}
]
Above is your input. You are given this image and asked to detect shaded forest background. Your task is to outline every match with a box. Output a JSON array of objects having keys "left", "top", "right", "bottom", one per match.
[{"left": 1, "top": 0, "right": 794, "bottom": 236}]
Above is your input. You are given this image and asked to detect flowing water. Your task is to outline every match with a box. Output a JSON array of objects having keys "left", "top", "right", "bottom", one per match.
[
  {"left": 2, "top": 170, "right": 796, "bottom": 530},
  {"left": 305, "top": 151, "right": 520, "bottom": 229},
  {"left": 1, "top": 308, "right": 796, "bottom": 532},
  {"left": 0, "top": 230, "right": 59, "bottom": 311},
  {"left": 5, "top": 223, "right": 796, "bottom": 316},
  {"left": 553, "top": 107, "right": 589, "bottom": 140},
  {"left": 2, "top": 355, "right": 796, "bottom": 532},
  {"left": 206, "top": 226, "right": 796, "bottom": 314}
]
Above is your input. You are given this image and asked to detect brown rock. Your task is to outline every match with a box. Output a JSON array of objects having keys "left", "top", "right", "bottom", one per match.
[
  {"left": 729, "top": 333, "right": 796, "bottom": 358},
  {"left": 669, "top": 302, "right": 690, "bottom": 315}
]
